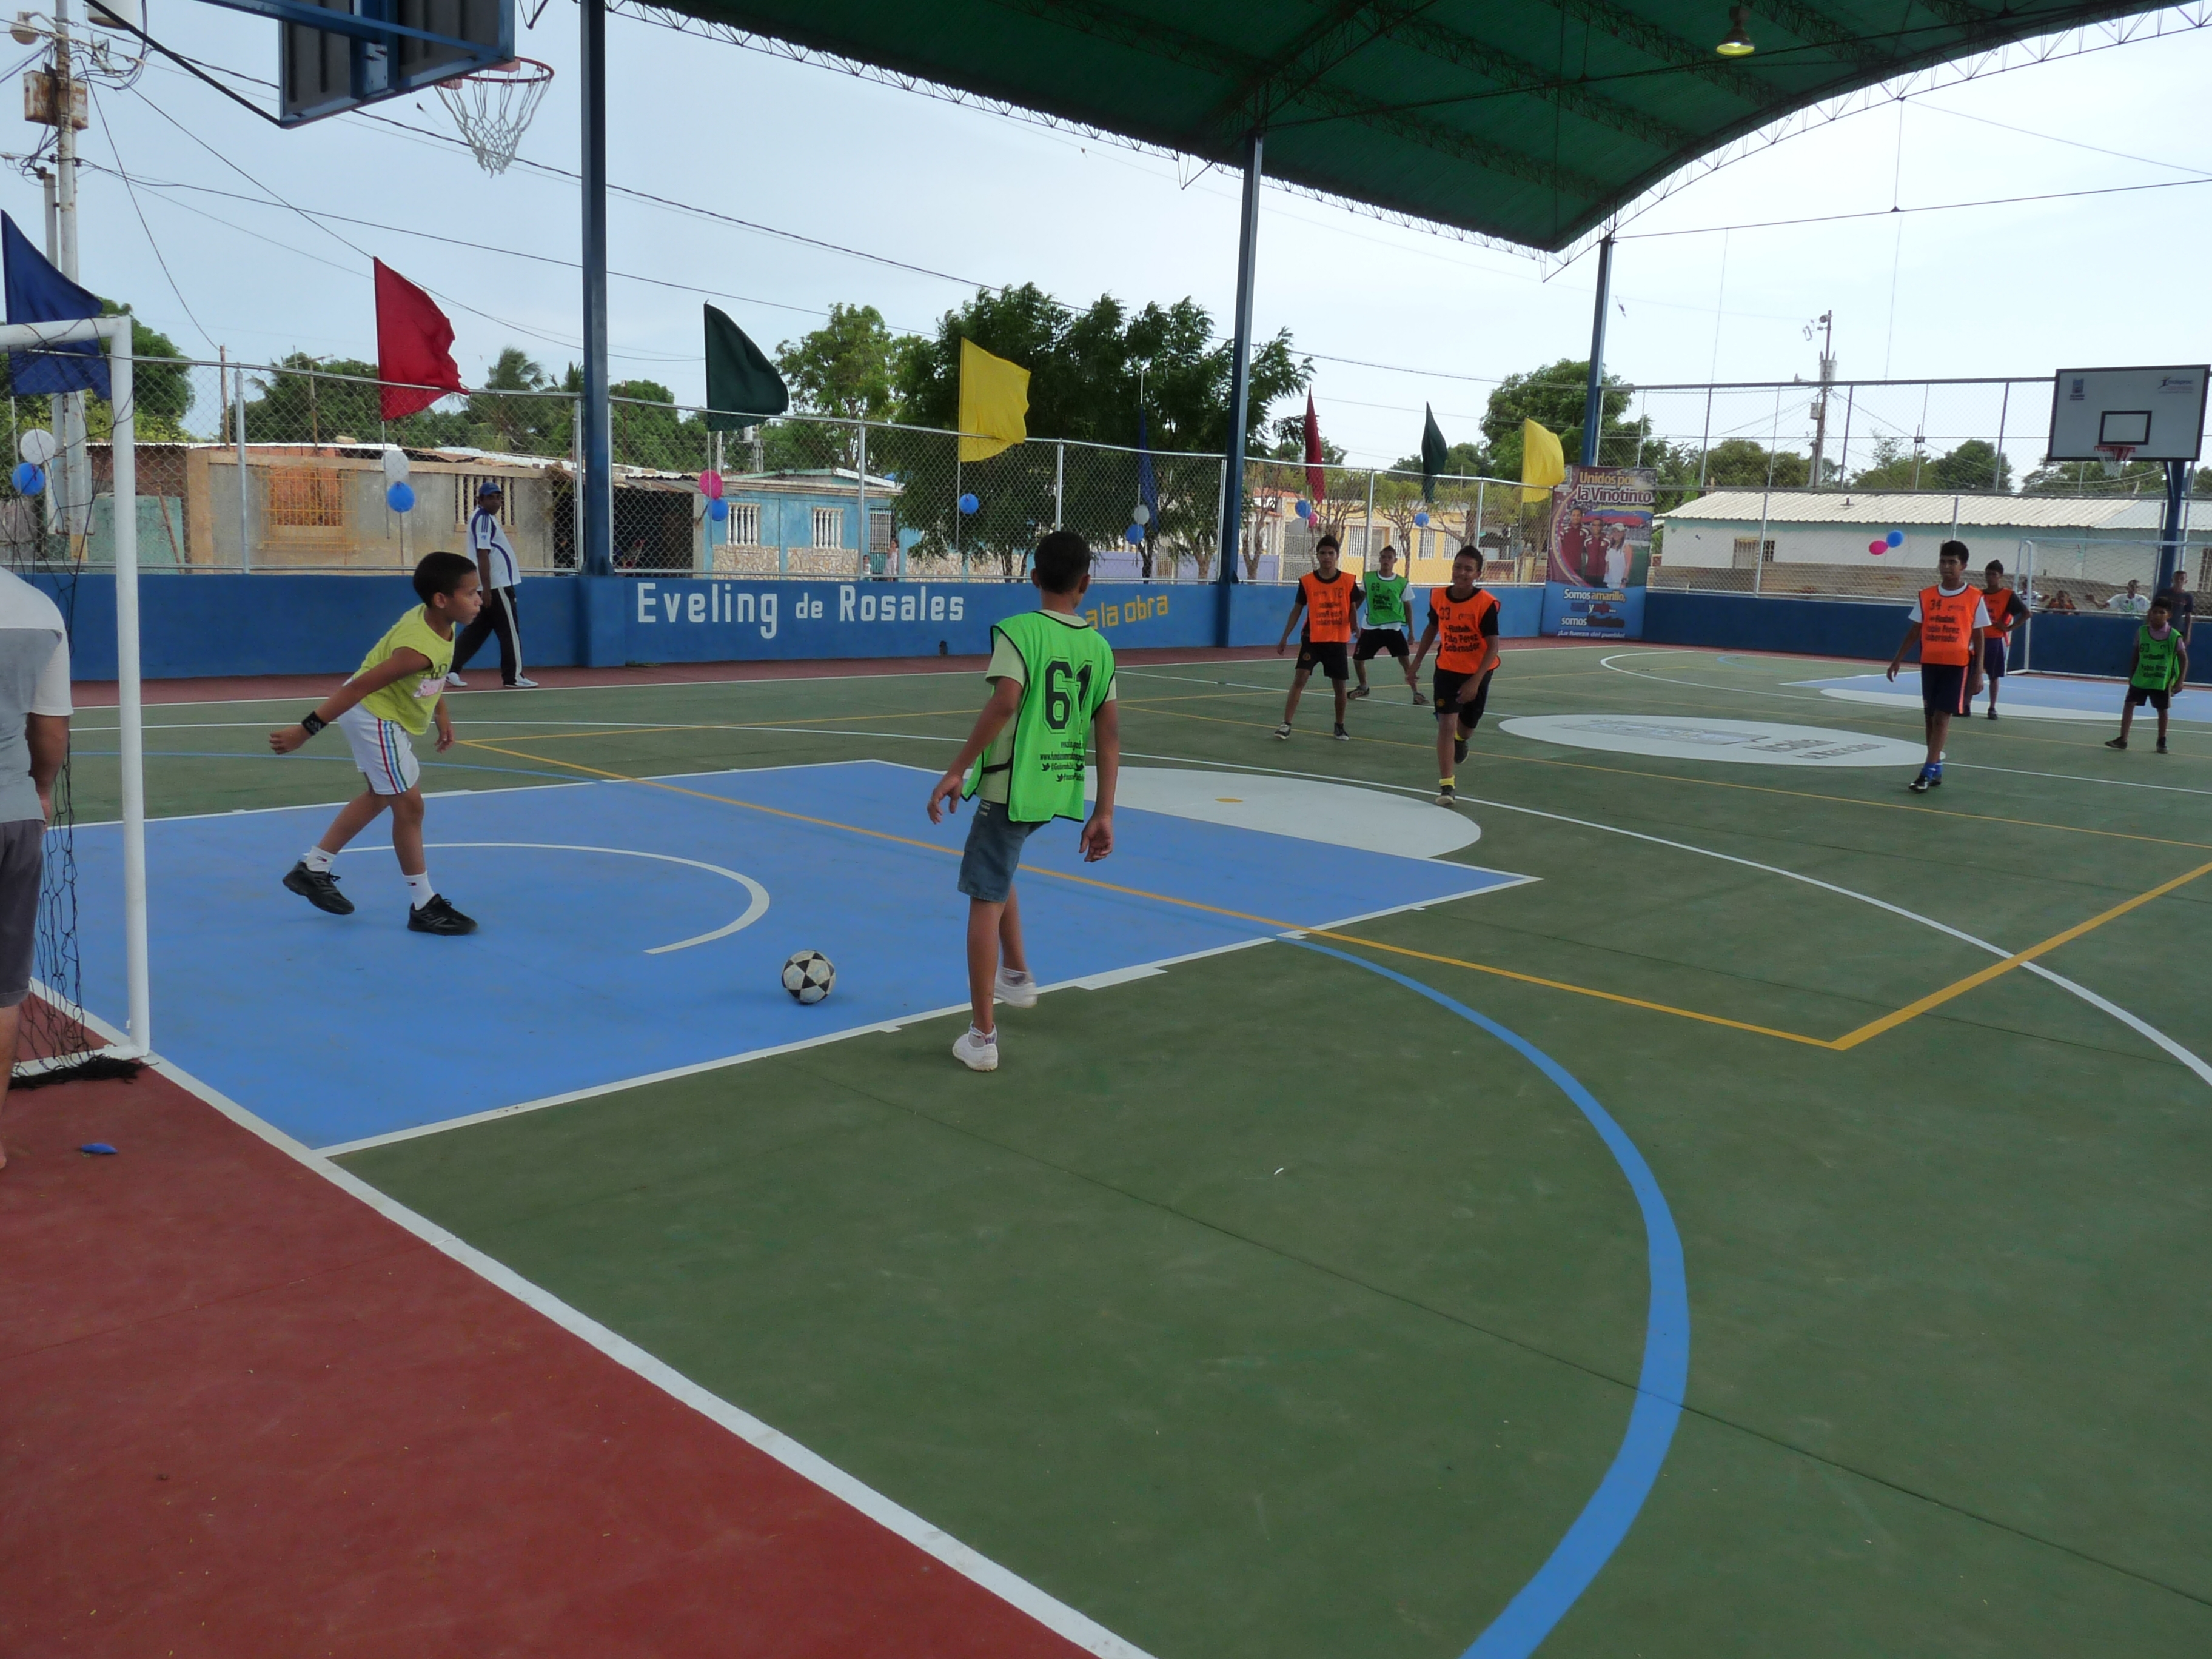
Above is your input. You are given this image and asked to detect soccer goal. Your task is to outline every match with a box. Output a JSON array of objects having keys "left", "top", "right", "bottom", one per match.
[{"left": 0, "top": 313, "right": 150, "bottom": 1079}]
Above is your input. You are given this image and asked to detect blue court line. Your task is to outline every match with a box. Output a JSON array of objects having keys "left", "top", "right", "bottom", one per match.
[
  {"left": 1795, "top": 672, "right": 2212, "bottom": 722},
  {"left": 1294, "top": 942, "right": 1689, "bottom": 1659}
]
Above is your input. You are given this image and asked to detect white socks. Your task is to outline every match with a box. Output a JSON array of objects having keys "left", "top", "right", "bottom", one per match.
[
  {"left": 404, "top": 873, "right": 436, "bottom": 911},
  {"left": 301, "top": 846, "right": 335, "bottom": 874}
]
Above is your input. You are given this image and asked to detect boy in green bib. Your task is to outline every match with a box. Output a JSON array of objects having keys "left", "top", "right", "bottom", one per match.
[
  {"left": 269, "top": 551, "right": 483, "bottom": 934},
  {"left": 1349, "top": 544, "right": 1427, "bottom": 704},
  {"left": 928, "top": 531, "right": 1120, "bottom": 1073},
  {"left": 2106, "top": 595, "right": 2189, "bottom": 754}
]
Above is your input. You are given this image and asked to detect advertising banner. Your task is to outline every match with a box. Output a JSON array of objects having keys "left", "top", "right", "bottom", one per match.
[{"left": 1541, "top": 464, "right": 1656, "bottom": 639}]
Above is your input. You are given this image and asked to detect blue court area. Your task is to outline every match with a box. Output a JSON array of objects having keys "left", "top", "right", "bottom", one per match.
[
  {"left": 1797, "top": 670, "right": 2212, "bottom": 722},
  {"left": 69, "top": 760, "right": 1521, "bottom": 1150}
]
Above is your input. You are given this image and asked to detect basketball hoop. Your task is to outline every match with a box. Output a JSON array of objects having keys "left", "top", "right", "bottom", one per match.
[
  {"left": 436, "top": 58, "right": 552, "bottom": 177},
  {"left": 2095, "top": 443, "right": 2136, "bottom": 480}
]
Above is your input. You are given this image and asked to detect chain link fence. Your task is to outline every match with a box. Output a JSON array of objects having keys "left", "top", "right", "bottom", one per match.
[{"left": 1, "top": 358, "right": 2200, "bottom": 600}]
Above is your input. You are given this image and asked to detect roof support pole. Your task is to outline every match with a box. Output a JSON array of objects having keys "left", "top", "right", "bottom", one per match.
[
  {"left": 1580, "top": 232, "right": 1615, "bottom": 466},
  {"left": 2159, "top": 460, "right": 2186, "bottom": 593},
  {"left": 1216, "top": 129, "right": 1264, "bottom": 645},
  {"left": 579, "top": 0, "right": 613, "bottom": 576}
]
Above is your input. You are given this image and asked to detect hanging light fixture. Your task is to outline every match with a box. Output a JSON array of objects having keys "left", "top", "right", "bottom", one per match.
[{"left": 1716, "top": 5, "right": 1756, "bottom": 56}]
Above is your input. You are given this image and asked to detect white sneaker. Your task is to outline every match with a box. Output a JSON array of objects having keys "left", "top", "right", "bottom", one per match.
[
  {"left": 994, "top": 968, "right": 1039, "bottom": 1008},
  {"left": 952, "top": 1026, "right": 999, "bottom": 1071},
  {"left": 446, "top": 672, "right": 469, "bottom": 688},
  {"left": 1273, "top": 723, "right": 1292, "bottom": 740},
  {"left": 506, "top": 676, "right": 540, "bottom": 689}
]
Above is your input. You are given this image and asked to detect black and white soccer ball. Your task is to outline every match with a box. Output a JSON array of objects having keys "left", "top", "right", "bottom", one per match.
[{"left": 781, "top": 949, "right": 836, "bottom": 1004}]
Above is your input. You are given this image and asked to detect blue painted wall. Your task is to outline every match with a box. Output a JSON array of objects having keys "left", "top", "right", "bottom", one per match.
[
  {"left": 32, "top": 573, "right": 1547, "bottom": 681},
  {"left": 1643, "top": 589, "right": 2203, "bottom": 681}
]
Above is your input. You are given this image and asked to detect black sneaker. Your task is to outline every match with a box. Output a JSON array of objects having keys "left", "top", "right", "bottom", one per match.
[
  {"left": 1412, "top": 691, "right": 1429, "bottom": 705},
  {"left": 407, "top": 894, "right": 478, "bottom": 935},
  {"left": 1985, "top": 708, "right": 1998, "bottom": 720},
  {"left": 1908, "top": 769, "right": 1932, "bottom": 793},
  {"left": 1453, "top": 734, "right": 1469, "bottom": 764},
  {"left": 1333, "top": 722, "right": 1350, "bottom": 741},
  {"left": 2105, "top": 737, "right": 2127, "bottom": 750},
  {"left": 283, "top": 860, "right": 354, "bottom": 916},
  {"left": 1273, "top": 723, "right": 1292, "bottom": 741},
  {"left": 1348, "top": 685, "right": 1370, "bottom": 700},
  {"left": 2157, "top": 739, "right": 2168, "bottom": 754},
  {"left": 1436, "top": 783, "right": 1456, "bottom": 808}
]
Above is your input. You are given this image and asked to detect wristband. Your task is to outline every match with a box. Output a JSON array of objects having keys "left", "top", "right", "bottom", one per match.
[{"left": 300, "top": 711, "right": 327, "bottom": 737}]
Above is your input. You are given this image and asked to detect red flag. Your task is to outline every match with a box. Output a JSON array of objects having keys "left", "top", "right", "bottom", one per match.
[
  {"left": 374, "top": 259, "right": 464, "bottom": 420},
  {"left": 1302, "top": 391, "right": 1326, "bottom": 501}
]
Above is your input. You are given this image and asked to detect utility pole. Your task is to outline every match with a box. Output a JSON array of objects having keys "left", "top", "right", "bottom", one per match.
[
  {"left": 25, "top": 0, "right": 93, "bottom": 543},
  {"left": 1805, "top": 312, "right": 1834, "bottom": 489}
]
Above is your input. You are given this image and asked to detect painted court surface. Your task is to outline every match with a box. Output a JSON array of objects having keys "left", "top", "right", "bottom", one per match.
[{"left": 7, "top": 642, "right": 2209, "bottom": 1657}]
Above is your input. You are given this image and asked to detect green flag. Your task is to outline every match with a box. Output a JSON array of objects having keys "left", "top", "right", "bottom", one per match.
[
  {"left": 703, "top": 304, "right": 788, "bottom": 432},
  {"left": 1419, "top": 404, "right": 1447, "bottom": 502}
]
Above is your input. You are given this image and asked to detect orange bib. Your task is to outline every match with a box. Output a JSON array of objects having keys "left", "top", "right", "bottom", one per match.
[
  {"left": 1299, "top": 570, "right": 1354, "bottom": 642},
  {"left": 1430, "top": 586, "right": 1498, "bottom": 673},
  {"left": 1918, "top": 585, "right": 1983, "bottom": 666}
]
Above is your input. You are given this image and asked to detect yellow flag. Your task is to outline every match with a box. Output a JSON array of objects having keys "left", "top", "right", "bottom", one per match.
[
  {"left": 1520, "top": 418, "right": 1566, "bottom": 503},
  {"left": 958, "top": 338, "right": 1030, "bottom": 463}
]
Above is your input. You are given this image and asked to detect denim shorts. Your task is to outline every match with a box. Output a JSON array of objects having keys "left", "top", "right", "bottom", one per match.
[{"left": 957, "top": 799, "right": 1044, "bottom": 902}]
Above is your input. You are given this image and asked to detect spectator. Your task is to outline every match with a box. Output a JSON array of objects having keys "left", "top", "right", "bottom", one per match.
[
  {"left": 2047, "top": 589, "right": 2077, "bottom": 613},
  {"left": 2105, "top": 578, "right": 2150, "bottom": 615},
  {"left": 0, "top": 566, "right": 70, "bottom": 1172},
  {"left": 2155, "top": 565, "right": 2196, "bottom": 643}
]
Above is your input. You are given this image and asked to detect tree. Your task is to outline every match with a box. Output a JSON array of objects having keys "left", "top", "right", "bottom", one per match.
[
  {"left": 777, "top": 303, "right": 908, "bottom": 425},
  {"left": 1481, "top": 358, "right": 1637, "bottom": 478},
  {"left": 243, "top": 354, "right": 384, "bottom": 444},
  {"left": 467, "top": 347, "right": 566, "bottom": 457},
  {"left": 1389, "top": 439, "right": 1489, "bottom": 479},
  {"left": 1926, "top": 438, "right": 2011, "bottom": 494},
  {"left": 2020, "top": 455, "right": 2163, "bottom": 496},
  {"left": 894, "top": 284, "right": 1309, "bottom": 577},
  {"left": 1701, "top": 437, "right": 1808, "bottom": 489},
  {"left": 607, "top": 377, "right": 708, "bottom": 473}
]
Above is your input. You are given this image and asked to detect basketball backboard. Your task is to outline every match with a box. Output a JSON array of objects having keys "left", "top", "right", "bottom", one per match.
[
  {"left": 2046, "top": 364, "right": 2209, "bottom": 463},
  {"left": 196, "top": 0, "right": 511, "bottom": 125}
]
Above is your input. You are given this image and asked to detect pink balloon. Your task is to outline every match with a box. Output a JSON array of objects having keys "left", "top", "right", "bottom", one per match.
[
  {"left": 699, "top": 470, "right": 725, "bottom": 500},
  {"left": 1868, "top": 539, "right": 1887, "bottom": 556}
]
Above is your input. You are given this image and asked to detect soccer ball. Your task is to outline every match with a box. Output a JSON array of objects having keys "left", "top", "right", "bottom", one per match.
[{"left": 781, "top": 950, "right": 835, "bottom": 1004}]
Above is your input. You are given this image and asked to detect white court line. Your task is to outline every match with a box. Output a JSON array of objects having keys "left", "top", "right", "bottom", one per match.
[
  {"left": 67, "top": 652, "right": 1270, "bottom": 715},
  {"left": 44, "top": 1000, "right": 1154, "bottom": 1659},
  {"left": 319, "top": 876, "right": 1531, "bottom": 1157},
  {"left": 372, "top": 843, "right": 770, "bottom": 955}
]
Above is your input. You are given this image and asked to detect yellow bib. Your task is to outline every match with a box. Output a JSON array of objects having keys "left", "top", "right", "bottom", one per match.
[{"left": 352, "top": 605, "right": 455, "bottom": 734}]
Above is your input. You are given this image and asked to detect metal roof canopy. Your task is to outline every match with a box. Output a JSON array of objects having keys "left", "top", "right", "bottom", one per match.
[{"left": 658, "top": 0, "right": 2172, "bottom": 253}]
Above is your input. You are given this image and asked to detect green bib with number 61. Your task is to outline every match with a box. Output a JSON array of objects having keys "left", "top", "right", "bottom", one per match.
[{"left": 964, "top": 611, "right": 1117, "bottom": 824}]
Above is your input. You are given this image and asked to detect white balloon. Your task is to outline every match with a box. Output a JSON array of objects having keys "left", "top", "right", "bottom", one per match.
[
  {"left": 1132, "top": 503, "right": 1151, "bottom": 526},
  {"left": 381, "top": 446, "right": 411, "bottom": 482},
  {"left": 18, "top": 429, "right": 58, "bottom": 466}
]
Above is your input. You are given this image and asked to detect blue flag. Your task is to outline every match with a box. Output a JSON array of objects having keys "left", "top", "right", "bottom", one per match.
[
  {"left": 3, "top": 213, "right": 108, "bottom": 400},
  {"left": 1138, "top": 407, "right": 1158, "bottom": 529}
]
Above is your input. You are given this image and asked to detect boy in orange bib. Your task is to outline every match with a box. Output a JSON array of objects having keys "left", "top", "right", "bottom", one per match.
[
  {"left": 1275, "top": 534, "right": 1358, "bottom": 742},
  {"left": 1886, "top": 540, "right": 1989, "bottom": 793}
]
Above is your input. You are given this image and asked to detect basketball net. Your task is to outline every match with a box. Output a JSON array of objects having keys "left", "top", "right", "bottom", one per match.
[
  {"left": 437, "top": 58, "right": 553, "bottom": 176},
  {"left": 2096, "top": 443, "right": 2135, "bottom": 480}
]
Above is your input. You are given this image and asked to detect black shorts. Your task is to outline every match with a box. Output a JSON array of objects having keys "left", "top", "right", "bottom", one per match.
[
  {"left": 1982, "top": 635, "right": 2008, "bottom": 679},
  {"left": 1433, "top": 666, "right": 1495, "bottom": 728},
  {"left": 1920, "top": 662, "right": 1971, "bottom": 715},
  {"left": 1296, "top": 638, "right": 1349, "bottom": 681},
  {"left": 2127, "top": 684, "right": 2173, "bottom": 711},
  {"left": 1354, "top": 627, "right": 1409, "bottom": 662}
]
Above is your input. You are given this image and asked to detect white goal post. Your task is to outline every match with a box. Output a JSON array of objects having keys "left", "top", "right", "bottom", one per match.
[{"left": 0, "top": 313, "right": 149, "bottom": 1062}]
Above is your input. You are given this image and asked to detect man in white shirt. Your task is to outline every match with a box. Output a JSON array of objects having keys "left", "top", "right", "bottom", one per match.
[
  {"left": 0, "top": 567, "right": 70, "bottom": 1170},
  {"left": 2105, "top": 578, "right": 2150, "bottom": 616},
  {"left": 450, "top": 480, "right": 537, "bottom": 689}
]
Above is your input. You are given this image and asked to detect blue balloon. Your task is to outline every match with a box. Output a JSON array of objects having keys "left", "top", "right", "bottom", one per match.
[
  {"left": 1414, "top": 511, "right": 1430, "bottom": 527},
  {"left": 708, "top": 496, "right": 729, "bottom": 521},
  {"left": 386, "top": 481, "right": 415, "bottom": 513},
  {"left": 1125, "top": 525, "right": 1144, "bottom": 544},
  {"left": 1295, "top": 498, "right": 1310, "bottom": 519},
  {"left": 11, "top": 461, "right": 41, "bottom": 495},
  {"left": 958, "top": 491, "right": 980, "bottom": 515},
  {"left": 1885, "top": 529, "right": 1905, "bottom": 548}
]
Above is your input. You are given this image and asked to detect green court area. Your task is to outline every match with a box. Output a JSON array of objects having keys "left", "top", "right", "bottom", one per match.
[{"left": 70, "top": 645, "right": 2212, "bottom": 1657}]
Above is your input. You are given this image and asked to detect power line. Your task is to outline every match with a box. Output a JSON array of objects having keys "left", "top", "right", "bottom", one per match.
[
  {"left": 1620, "top": 172, "right": 2212, "bottom": 241},
  {"left": 87, "top": 81, "right": 216, "bottom": 354}
]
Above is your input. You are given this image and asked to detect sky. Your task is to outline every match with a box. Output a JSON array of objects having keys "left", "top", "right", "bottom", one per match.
[{"left": 13, "top": 2, "right": 2212, "bottom": 472}]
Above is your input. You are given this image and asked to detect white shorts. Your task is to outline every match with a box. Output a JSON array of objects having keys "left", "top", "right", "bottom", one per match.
[{"left": 337, "top": 705, "right": 421, "bottom": 796}]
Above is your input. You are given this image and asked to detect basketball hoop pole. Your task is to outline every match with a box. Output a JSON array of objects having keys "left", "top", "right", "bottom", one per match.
[
  {"left": 578, "top": 0, "right": 614, "bottom": 577},
  {"left": 2160, "top": 459, "right": 2187, "bottom": 592}
]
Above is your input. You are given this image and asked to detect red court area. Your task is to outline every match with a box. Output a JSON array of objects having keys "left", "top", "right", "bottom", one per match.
[{"left": 0, "top": 1065, "right": 1094, "bottom": 1658}]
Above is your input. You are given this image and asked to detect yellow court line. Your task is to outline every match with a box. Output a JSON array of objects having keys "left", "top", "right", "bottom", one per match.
[
  {"left": 457, "top": 736, "right": 2205, "bottom": 1056},
  {"left": 1128, "top": 703, "right": 2212, "bottom": 852},
  {"left": 458, "top": 736, "right": 1831, "bottom": 1044},
  {"left": 1828, "top": 857, "right": 2212, "bottom": 1050}
]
